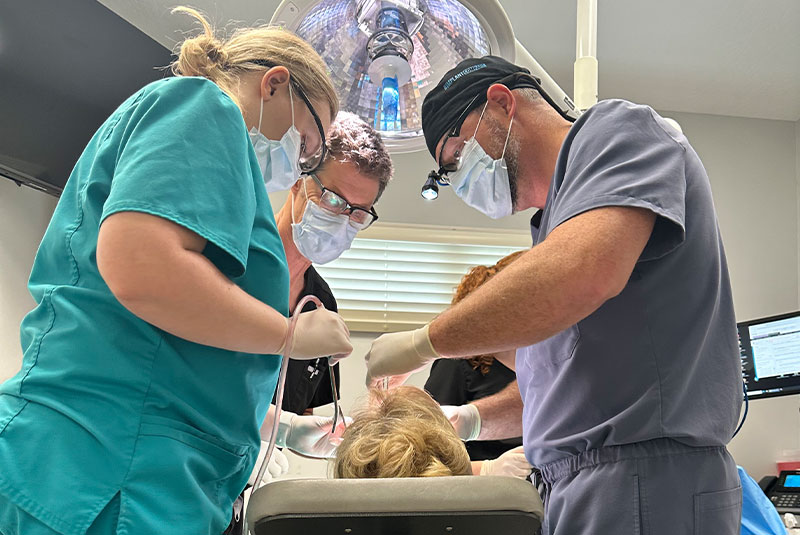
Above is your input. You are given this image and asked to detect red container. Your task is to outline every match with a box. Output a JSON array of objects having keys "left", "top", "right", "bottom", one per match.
[{"left": 777, "top": 461, "right": 800, "bottom": 472}]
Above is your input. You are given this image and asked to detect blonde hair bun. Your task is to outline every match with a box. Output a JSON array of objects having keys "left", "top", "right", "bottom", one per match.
[{"left": 169, "top": 6, "right": 338, "bottom": 118}]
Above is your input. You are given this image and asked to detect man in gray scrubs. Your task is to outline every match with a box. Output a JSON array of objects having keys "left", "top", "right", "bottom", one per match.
[{"left": 364, "top": 56, "right": 743, "bottom": 534}]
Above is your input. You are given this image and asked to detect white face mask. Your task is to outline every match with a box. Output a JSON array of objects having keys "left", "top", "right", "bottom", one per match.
[
  {"left": 291, "top": 180, "right": 358, "bottom": 264},
  {"left": 249, "top": 84, "right": 303, "bottom": 193},
  {"left": 447, "top": 103, "right": 514, "bottom": 219}
]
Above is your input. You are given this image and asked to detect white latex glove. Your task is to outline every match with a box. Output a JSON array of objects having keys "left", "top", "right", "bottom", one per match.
[
  {"left": 364, "top": 324, "right": 439, "bottom": 388},
  {"left": 247, "top": 442, "right": 290, "bottom": 486},
  {"left": 282, "top": 308, "right": 353, "bottom": 361},
  {"left": 440, "top": 404, "right": 481, "bottom": 441},
  {"left": 479, "top": 446, "right": 532, "bottom": 478},
  {"left": 276, "top": 411, "right": 352, "bottom": 459}
]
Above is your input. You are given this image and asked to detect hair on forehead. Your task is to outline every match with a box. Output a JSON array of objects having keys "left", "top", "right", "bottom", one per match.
[{"left": 324, "top": 112, "right": 393, "bottom": 202}]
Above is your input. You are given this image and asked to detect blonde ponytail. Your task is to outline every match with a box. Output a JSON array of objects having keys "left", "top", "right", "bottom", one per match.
[{"left": 170, "top": 6, "right": 338, "bottom": 118}]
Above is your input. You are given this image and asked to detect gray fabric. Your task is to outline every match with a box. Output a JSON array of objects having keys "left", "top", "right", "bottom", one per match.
[
  {"left": 247, "top": 476, "right": 543, "bottom": 519},
  {"left": 516, "top": 99, "right": 743, "bottom": 467},
  {"left": 537, "top": 438, "right": 742, "bottom": 535}
]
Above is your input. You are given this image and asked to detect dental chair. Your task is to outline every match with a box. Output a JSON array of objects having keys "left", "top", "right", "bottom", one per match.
[{"left": 246, "top": 475, "right": 544, "bottom": 534}]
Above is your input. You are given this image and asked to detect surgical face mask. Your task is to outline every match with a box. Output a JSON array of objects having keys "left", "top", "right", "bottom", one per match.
[
  {"left": 447, "top": 103, "right": 514, "bottom": 219},
  {"left": 291, "top": 180, "right": 358, "bottom": 264},
  {"left": 249, "top": 84, "right": 303, "bottom": 193}
]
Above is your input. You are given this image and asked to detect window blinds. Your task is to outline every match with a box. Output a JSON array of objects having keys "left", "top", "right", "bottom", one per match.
[{"left": 315, "top": 223, "right": 531, "bottom": 333}]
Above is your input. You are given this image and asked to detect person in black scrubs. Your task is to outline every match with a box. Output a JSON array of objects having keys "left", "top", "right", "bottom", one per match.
[
  {"left": 426, "top": 250, "right": 530, "bottom": 476},
  {"left": 226, "top": 112, "right": 393, "bottom": 534}
]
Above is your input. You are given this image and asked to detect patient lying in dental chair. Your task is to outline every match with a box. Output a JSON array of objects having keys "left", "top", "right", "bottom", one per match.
[{"left": 333, "top": 386, "right": 473, "bottom": 478}]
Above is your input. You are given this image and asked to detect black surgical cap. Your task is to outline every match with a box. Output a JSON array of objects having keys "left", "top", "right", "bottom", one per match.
[{"left": 421, "top": 56, "right": 540, "bottom": 159}]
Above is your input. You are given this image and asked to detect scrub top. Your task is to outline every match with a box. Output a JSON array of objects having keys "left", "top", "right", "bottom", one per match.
[
  {"left": 0, "top": 77, "right": 289, "bottom": 535},
  {"left": 516, "top": 99, "right": 742, "bottom": 467}
]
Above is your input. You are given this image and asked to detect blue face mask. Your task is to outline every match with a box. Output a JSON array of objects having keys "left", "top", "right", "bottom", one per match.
[
  {"left": 291, "top": 180, "right": 358, "bottom": 265},
  {"left": 447, "top": 103, "right": 514, "bottom": 219},
  {"left": 249, "top": 84, "right": 303, "bottom": 193}
]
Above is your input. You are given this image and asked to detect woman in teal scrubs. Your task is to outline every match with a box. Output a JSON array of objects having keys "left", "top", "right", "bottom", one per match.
[{"left": 0, "top": 8, "right": 352, "bottom": 535}]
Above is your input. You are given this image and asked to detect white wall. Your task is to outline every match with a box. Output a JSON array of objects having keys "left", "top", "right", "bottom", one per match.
[
  {"left": 0, "top": 180, "right": 57, "bottom": 381},
  {"left": 664, "top": 112, "right": 799, "bottom": 479},
  {"left": 797, "top": 118, "right": 800, "bottom": 306}
]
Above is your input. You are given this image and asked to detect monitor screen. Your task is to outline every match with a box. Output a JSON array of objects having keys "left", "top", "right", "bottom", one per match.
[
  {"left": 739, "top": 311, "right": 800, "bottom": 400},
  {"left": 784, "top": 474, "right": 800, "bottom": 488}
]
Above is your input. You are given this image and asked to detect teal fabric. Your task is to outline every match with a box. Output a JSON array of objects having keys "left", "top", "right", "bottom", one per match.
[
  {"left": 0, "top": 491, "right": 119, "bottom": 535},
  {"left": 739, "top": 466, "right": 786, "bottom": 535},
  {"left": 0, "top": 77, "right": 289, "bottom": 535}
]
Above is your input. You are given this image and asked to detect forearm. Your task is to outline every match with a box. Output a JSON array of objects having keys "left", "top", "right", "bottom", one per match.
[
  {"left": 98, "top": 212, "right": 288, "bottom": 355},
  {"left": 428, "top": 207, "right": 655, "bottom": 358},
  {"left": 472, "top": 380, "right": 523, "bottom": 440},
  {"left": 116, "top": 248, "right": 288, "bottom": 354},
  {"left": 429, "top": 240, "right": 602, "bottom": 358}
]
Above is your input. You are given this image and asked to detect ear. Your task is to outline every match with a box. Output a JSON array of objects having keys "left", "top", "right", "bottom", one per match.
[
  {"left": 260, "top": 66, "right": 290, "bottom": 101},
  {"left": 486, "top": 83, "right": 516, "bottom": 119}
]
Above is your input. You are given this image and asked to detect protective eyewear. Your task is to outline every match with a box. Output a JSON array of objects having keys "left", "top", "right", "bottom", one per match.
[
  {"left": 307, "top": 173, "right": 379, "bottom": 230},
  {"left": 434, "top": 93, "right": 482, "bottom": 180},
  {"left": 251, "top": 59, "right": 327, "bottom": 174}
]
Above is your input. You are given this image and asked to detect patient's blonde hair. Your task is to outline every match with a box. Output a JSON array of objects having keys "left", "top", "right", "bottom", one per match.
[
  {"left": 170, "top": 6, "right": 338, "bottom": 117},
  {"left": 333, "top": 387, "right": 472, "bottom": 479}
]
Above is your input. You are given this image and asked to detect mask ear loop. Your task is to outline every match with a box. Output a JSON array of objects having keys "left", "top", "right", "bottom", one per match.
[
  {"left": 459, "top": 102, "right": 489, "bottom": 163},
  {"left": 288, "top": 82, "right": 296, "bottom": 129},
  {"left": 500, "top": 116, "right": 514, "bottom": 161},
  {"left": 257, "top": 92, "right": 265, "bottom": 134},
  {"left": 290, "top": 178, "right": 309, "bottom": 226},
  {"left": 472, "top": 101, "right": 489, "bottom": 138}
]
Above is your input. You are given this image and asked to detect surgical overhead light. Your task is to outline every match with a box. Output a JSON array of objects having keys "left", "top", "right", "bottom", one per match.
[
  {"left": 272, "top": 0, "right": 521, "bottom": 153},
  {"left": 272, "top": 0, "right": 579, "bottom": 154}
]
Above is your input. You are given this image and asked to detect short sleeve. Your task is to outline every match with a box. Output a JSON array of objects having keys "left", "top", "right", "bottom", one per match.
[
  {"left": 551, "top": 100, "right": 688, "bottom": 261},
  {"left": 101, "top": 77, "right": 257, "bottom": 278}
]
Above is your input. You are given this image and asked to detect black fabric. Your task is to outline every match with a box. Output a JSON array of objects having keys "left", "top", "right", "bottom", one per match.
[
  {"left": 273, "top": 266, "right": 341, "bottom": 414},
  {"left": 421, "top": 55, "right": 539, "bottom": 159},
  {"left": 424, "top": 358, "right": 522, "bottom": 461}
]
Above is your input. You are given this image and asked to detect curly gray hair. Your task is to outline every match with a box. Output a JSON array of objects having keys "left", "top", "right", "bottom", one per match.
[{"left": 322, "top": 112, "right": 393, "bottom": 202}]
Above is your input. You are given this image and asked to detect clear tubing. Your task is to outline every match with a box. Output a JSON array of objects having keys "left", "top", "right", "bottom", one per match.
[{"left": 252, "top": 294, "right": 323, "bottom": 492}]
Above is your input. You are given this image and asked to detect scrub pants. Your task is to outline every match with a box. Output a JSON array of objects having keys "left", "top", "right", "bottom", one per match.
[
  {"left": 0, "top": 492, "right": 119, "bottom": 535},
  {"left": 537, "top": 438, "right": 742, "bottom": 535}
]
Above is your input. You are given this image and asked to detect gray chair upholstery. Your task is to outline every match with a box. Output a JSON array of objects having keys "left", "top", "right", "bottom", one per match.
[{"left": 247, "top": 475, "right": 543, "bottom": 534}]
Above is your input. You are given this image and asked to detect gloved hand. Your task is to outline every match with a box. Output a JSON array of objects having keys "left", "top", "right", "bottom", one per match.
[
  {"left": 276, "top": 411, "right": 353, "bottom": 459},
  {"left": 479, "top": 446, "right": 532, "bottom": 478},
  {"left": 282, "top": 308, "right": 353, "bottom": 361},
  {"left": 247, "top": 442, "right": 290, "bottom": 486},
  {"left": 364, "top": 324, "right": 439, "bottom": 388},
  {"left": 440, "top": 404, "right": 481, "bottom": 441}
]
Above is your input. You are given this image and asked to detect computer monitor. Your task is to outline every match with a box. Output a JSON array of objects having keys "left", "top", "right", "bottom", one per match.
[{"left": 738, "top": 311, "right": 800, "bottom": 400}]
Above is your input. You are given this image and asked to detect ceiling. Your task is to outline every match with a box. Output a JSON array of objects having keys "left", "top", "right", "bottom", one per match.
[{"left": 99, "top": 0, "right": 800, "bottom": 122}]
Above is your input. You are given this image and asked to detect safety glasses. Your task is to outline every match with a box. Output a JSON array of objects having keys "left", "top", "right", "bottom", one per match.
[
  {"left": 250, "top": 59, "right": 327, "bottom": 175},
  {"left": 307, "top": 172, "right": 379, "bottom": 230},
  {"left": 434, "top": 93, "right": 482, "bottom": 180}
]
